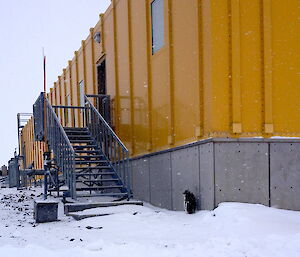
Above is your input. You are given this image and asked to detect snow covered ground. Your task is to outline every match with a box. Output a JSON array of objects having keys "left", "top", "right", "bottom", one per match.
[{"left": 0, "top": 186, "right": 300, "bottom": 257}]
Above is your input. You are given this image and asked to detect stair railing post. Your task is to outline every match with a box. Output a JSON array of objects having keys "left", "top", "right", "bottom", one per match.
[{"left": 126, "top": 151, "right": 131, "bottom": 198}]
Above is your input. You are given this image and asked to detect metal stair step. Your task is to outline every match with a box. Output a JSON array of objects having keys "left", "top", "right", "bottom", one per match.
[
  {"left": 64, "top": 127, "right": 88, "bottom": 131},
  {"left": 75, "top": 150, "right": 101, "bottom": 154},
  {"left": 75, "top": 172, "right": 115, "bottom": 177},
  {"left": 76, "top": 178, "right": 119, "bottom": 183},
  {"left": 75, "top": 155, "right": 104, "bottom": 159},
  {"left": 65, "top": 129, "right": 90, "bottom": 134},
  {"left": 76, "top": 193, "right": 128, "bottom": 198},
  {"left": 70, "top": 139, "right": 94, "bottom": 144},
  {"left": 73, "top": 145, "right": 98, "bottom": 149},
  {"left": 75, "top": 160, "right": 108, "bottom": 165},
  {"left": 76, "top": 185, "right": 123, "bottom": 191},
  {"left": 68, "top": 135, "right": 92, "bottom": 139},
  {"left": 75, "top": 167, "right": 112, "bottom": 172}
]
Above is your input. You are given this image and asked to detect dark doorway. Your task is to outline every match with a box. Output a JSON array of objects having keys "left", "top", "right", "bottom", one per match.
[
  {"left": 97, "top": 59, "right": 106, "bottom": 95},
  {"left": 96, "top": 58, "right": 111, "bottom": 125}
]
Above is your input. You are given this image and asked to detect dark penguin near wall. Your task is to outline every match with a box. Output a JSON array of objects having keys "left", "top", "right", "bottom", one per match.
[{"left": 183, "top": 190, "right": 197, "bottom": 214}]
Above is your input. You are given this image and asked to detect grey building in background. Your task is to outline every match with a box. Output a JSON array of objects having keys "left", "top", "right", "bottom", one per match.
[{"left": 1, "top": 165, "right": 8, "bottom": 176}]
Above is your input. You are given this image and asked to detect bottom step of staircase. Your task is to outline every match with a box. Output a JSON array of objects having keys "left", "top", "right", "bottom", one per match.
[
  {"left": 76, "top": 192, "right": 128, "bottom": 198},
  {"left": 64, "top": 200, "right": 143, "bottom": 214}
]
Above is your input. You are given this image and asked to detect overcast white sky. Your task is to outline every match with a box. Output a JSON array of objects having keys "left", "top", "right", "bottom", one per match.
[{"left": 0, "top": 0, "right": 111, "bottom": 166}]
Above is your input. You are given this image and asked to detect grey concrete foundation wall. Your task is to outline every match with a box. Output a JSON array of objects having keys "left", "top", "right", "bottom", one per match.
[
  {"left": 214, "top": 142, "right": 269, "bottom": 206},
  {"left": 130, "top": 138, "right": 300, "bottom": 211},
  {"left": 270, "top": 143, "right": 300, "bottom": 211}
]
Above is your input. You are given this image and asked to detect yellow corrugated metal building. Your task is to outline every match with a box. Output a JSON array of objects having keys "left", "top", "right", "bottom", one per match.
[{"left": 21, "top": 0, "right": 300, "bottom": 165}]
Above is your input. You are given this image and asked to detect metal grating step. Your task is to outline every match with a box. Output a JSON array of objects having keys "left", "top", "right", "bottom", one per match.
[
  {"left": 75, "top": 155, "right": 104, "bottom": 159},
  {"left": 75, "top": 172, "right": 115, "bottom": 177},
  {"left": 75, "top": 160, "right": 108, "bottom": 165},
  {"left": 65, "top": 130, "right": 90, "bottom": 135},
  {"left": 73, "top": 145, "right": 98, "bottom": 149},
  {"left": 76, "top": 185, "right": 123, "bottom": 191},
  {"left": 76, "top": 178, "right": 119, "bottom": 183},
  {"left": 75, "top": 150, "right": 101, "bottom": 154},
  {"left": 75, "top": 167, "right": 112, "bottom": 173},
  {"left": 76, "top": 193, "right": 128, "bottom": 198},
  {"left": 64, "top": 127, "right": 89, "bottom": 131},
  {"left": 68, "top": 135, "right": 92, "bottom": 139},
  {"left": 70, "top": 139, "right": 94, "bottom": 144}
]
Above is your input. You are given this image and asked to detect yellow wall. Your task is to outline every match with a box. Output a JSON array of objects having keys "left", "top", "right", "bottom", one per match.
[
  {"left": 21, "top": 0, "right": 300, "bottom": 160},
  {"left": 20, "top": 118, "right": 45, "bottom": 169}
]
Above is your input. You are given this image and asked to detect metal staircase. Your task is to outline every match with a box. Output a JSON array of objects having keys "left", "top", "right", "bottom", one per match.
[
  {"left": 33, "top": 93, "right": 131, "bottom": 200},
  {"left": 65, "top": 127, "right": 129, "bottom": 198}
]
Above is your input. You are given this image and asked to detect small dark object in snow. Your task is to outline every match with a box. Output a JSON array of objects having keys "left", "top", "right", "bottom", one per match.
[
  {"left": 183, "top": 190, "right": 197, "bottom": 214},
  {"left": 70, "top": 238, "right": 75, "bottom": 241},
  {"left": 133, "top": 212, "right": 139, "bottom": 215},
  {"left": 34, "top": 201, "right": 58, "bottom": 223},
  {"left": 86, "top": 226, "right": 103, "bottom": 230},
  {"left": 30, "top": 194, "right": 35, "bottom": 197},
  {"left": 80, "top": 239, "right": 83, "bottom": 241},
  {"left": 212, "top": 213, "right": 216, "bottom": 217}
]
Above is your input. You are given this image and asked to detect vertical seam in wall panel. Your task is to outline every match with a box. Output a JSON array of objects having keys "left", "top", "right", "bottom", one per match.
[
  {"left": 198, "top": 145, "right": 201, "bottom": 209},
  {"left": 53, "top": 83, "right": 57, "bottom": 106},
  {"left": 68, "top": 61, "right": 74, "bottom": 125},
  {"left": 169, "top": 152, "right": 173, "bottom": 210},
  {"left": 127, "top": 0, "right": 135, "bottom": 156},
  {"left": 228, "top": 0, "right": 233, "bottom": 134},
  {"left": 198, "top": 0, "right": 204, "bottom": 137},
  {"left": 167, "top": 0, "right": 175, "bottom": 145},
  {"left": 230, "top": 0, "right": 242, "bottom": 133},
  {"left": 75, "top": 51, "right": 80, "bottom": 126},
  {"left": 262, "top": 0, "right": 273, "bottom": 134},
  {"left": 58, "top": 76, "right": 63, "bottom": 124},
  {"left": 146, "top": 0, "right": 153, "bottom": 151},
  {"left": 149, "top": 157, "right": 152, "bottom": 203},
  {"left": 259, "top": 0, "right": 265, "bottom": 134},
  {"left": 63, "top": 69, "right": 67, "bottom": 126},
  {"left": 112, "top": 0, "right": 120, "bottom": 134},
  {"left": 202, "top": 0, "right": 212, "bottom": 134},
  {"left": 82, "top": 40, "right": 87, "bottom": 95},
  {"left": 213, "top": 142, "right": 216, "bottom": 208},
  {"left": 100, "top": 14, "right": 105, "bottom": 54},
  {"left": 90, "top": 28, "right": 96, "bottom": 95},
  {"left": 268, "top": 142, "right": 271, "bottom": 206}
]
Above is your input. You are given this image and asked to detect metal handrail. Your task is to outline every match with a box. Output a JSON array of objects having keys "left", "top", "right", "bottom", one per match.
[
  {"left": 45, "top": 98, "right": 76, "bottom": 198},
  {"left": 84, "top": 95, "right": 131, "bottom": 197},
  {"left": 85, "top": 96, "right": 128, "bottom": 150},
  {"left": 86, "top": 94, "right": 111, "bottom": 126}
]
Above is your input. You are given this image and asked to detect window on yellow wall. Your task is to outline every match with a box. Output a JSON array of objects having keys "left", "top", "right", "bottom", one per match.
[{"left": 151, "top": 0, "right": 164, "bottom": 54}]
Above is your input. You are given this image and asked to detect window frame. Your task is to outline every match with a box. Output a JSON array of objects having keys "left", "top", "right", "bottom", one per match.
[{"left": 151, "top": 0, "right": 165, "bottom": 55}]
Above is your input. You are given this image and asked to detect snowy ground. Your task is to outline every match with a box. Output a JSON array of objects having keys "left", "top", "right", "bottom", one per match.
[{"left": 0, "top": 186, "right": 300, "bottom": 257}]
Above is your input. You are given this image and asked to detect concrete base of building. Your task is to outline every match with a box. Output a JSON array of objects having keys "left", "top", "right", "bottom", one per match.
[{"left": 130, "top": 138, "right": 300, "bottom": 211}]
